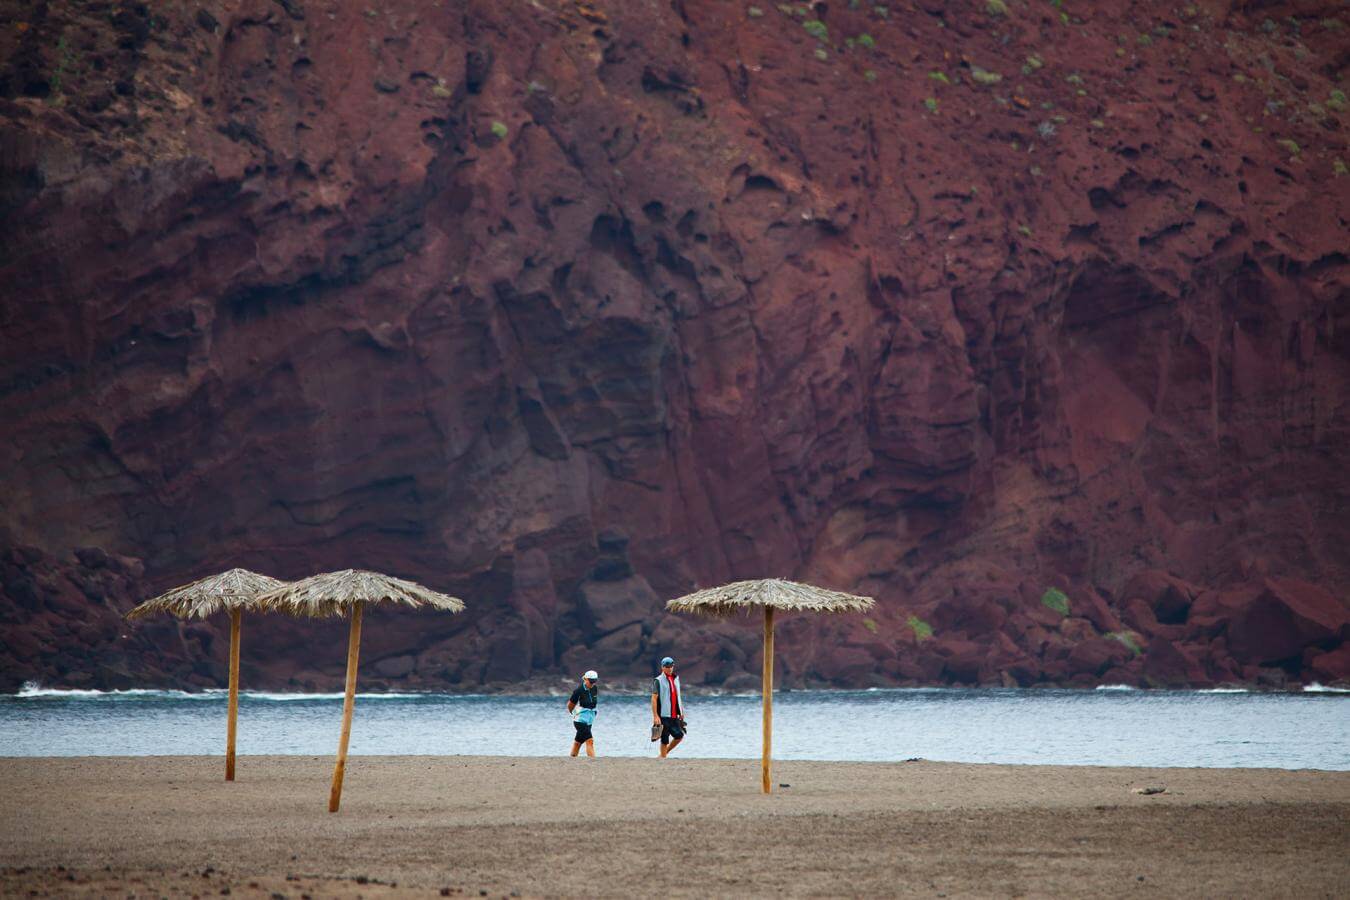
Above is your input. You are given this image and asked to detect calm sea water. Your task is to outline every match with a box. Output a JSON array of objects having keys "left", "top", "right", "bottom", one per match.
[{"left": 1, "top": 684, "right": 1346, "bottom": 769}]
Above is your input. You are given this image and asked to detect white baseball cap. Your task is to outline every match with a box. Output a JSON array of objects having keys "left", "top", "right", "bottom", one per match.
[{"left": 583, "top": 670, "right": 599, "bottom": 681}]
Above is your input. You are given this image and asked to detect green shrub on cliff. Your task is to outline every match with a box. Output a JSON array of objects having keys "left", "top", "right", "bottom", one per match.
[
  {"left": 862, "top": 617, "right": 879, "bottom": 634},
  {"left": 491, "top": 120, "right": 509, "bottom": 139},
  {"left": 47, "top": 36, "right": 75, "bottom": 106},
  {"left": 986, "top": 0, "right": 1008, "bottom": 16},
  {"left": 907, "top": 615, "right": 933, "bottom": 641},
  {"left": 803, "top": 19, "right": 828, "bottom": 40},
  {"left": 1041, "top": 587, "right": 1070, "bottom": 616},
  {"left": 1328, "top": 89, "right": 1347, "bottom": 112}
]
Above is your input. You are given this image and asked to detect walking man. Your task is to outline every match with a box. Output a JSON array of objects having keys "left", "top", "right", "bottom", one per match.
[
  {"left": 650, "top": 656, "right": 686, "bottom": 758},
  {"left": 568, "top": 670, "right": 599, "bottom": 757}
]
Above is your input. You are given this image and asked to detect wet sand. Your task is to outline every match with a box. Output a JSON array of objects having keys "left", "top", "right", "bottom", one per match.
[{"left": 2, "top": 756, "right": 1347, "bottom": 897}]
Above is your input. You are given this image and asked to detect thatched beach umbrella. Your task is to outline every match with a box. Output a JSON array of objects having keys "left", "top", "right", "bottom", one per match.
[
  {"left": 252, "top": 569, "right": 465, "bottom": 812},
  {"left": 126, "top": 567, "right": 286, "bottom": 781},
  {"left": 667, "top": 578, "right": 874, "bottom": 794}
]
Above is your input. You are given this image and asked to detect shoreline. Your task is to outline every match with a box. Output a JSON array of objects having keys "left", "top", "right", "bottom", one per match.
[
  {"left": 11, "top": 679, "right": 1350, "bottom": 698},
  {"left": 4, "top": 755, "right": 1348, "bottom": 774},
  {"left": 3, "top": 756, "right": 1347, "bottom": 897}
]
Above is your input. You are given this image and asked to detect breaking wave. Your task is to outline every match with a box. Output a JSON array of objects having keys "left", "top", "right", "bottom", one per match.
[{"left": 14, "top": 682, "right": 425, "bottom": 701}]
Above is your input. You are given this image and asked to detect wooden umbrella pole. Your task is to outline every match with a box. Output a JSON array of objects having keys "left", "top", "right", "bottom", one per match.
[
  {"left": 762, "top": 605, "right": 774, "bottom": 795},
  {"left": 226, "top": 608, "right": 241, "bottom": 781},
  {"left": 329, "top": 601, "right": 364, "bottom": 813}
]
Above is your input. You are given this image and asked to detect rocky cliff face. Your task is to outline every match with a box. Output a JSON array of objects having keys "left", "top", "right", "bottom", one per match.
[{"left": 1, "top": 0, "right": 1347, "bottom": 692}]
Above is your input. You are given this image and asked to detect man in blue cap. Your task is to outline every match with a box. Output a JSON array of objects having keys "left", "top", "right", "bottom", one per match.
[{"left": 650, "top": 656, "right": 686, "bottom": 757}]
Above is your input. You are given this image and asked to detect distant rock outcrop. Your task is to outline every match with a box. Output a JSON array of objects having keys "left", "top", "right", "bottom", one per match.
[{"left": 1, "top": 1, "right": 1347, "bottom": 691}]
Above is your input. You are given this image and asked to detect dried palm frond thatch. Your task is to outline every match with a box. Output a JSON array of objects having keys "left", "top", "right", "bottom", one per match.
[
  {"left": 251, "top": 568, "right": 466, "bottom": 813},
  {"left": 252, "top": 568, "right": 465, "bottom": 618},
  {"left": 125, "top": 568, "right": 285, "bottom": 620},
  {"left": 666, "top": 577, "right": 875, "bottom": 794},
  {"left": 666, "top": 577, "right": 874, "bottom": 617},
  {"left": 124, "top": 567, "right": 286, "bottom": 782}
]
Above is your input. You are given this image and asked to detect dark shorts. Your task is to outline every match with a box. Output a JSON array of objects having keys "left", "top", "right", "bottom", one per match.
[
  {"left": 660, "top": 716, "right": 684, "bottom": 745},
  {"left": 574, "top": 721, "right": 593, "bottom": 743}
]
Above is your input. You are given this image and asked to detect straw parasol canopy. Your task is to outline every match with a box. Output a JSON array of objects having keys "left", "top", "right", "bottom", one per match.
[
  {"left": 666, "top": 577, "right": 874, "bottom": 618},
  {"left": 252, "top": 569, "right": 466, "bottom": 812},
  {"left": 667, "top": 578, "right": 874, "bottom": 793},
  {"left": 126, "top": 568, "right": 286, "bottom": 781},
  {"left": 255, "top": 568, "right": 466, "bottom": 618},
  {"left": 126, "top": 568, "right": 285, "bottom": 621}
]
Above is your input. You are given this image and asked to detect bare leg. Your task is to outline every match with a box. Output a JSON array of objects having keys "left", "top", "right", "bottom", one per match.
[
  {"left": 570, "top": 741, "right": 581, "bottom": 757},
  {"left": 663, "top": 736, "right": 683, "bottom": 757},
  {"left": 585, "top": 739, "right": 595, "bottom": 758}
]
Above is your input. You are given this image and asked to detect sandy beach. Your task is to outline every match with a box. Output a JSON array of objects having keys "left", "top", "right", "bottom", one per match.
[{"left": 1, "top": 757, "right": 1347, "bottom": 898}]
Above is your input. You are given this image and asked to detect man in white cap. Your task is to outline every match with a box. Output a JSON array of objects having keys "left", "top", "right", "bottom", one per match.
[
  {"left": 650, "top": 656, "right": 686, "bottom": 758},
  {"left": 567, "top": 670, "right": 599, "bottom": 757}
]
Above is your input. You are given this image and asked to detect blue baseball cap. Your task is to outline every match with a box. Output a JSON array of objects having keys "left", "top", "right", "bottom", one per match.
[{"left": 660, "top": 656, "right": 675, "bottom": 667}]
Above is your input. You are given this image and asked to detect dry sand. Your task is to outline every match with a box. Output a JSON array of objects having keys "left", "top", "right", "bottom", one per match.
[{"left": 1, "top": 756, "right": 1347, "bottom": 898}]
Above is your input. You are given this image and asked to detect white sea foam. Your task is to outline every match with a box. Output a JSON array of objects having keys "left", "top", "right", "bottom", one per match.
[
  {"left": 1198, "top": 688, "right": 1249, "bottom": 693},
  {"left": 243, "top": 691, "right": 426, "bottom": 701},
  {"left": 16, "top": 683, "right": 223, "bottom": 700},
  {"left": 1303, "top": 683, "right": 1350, "bottom": 693},
  {"left": 1094, "top": 684, "right": 1137, "bottom": 691},
  {"left": 14, "top": 682, "right": 425, "bottom": 701}
]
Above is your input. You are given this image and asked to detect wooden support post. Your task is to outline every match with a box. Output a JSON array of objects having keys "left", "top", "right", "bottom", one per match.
[
  {"left": 762, "top": 605, "right": 774, "bottom": 795},
  {"left": 226, "top": 607, "right": 241, "bottom": 781},
  {"left": 329, "top": 601, "right": 364, "bottom": 813}
]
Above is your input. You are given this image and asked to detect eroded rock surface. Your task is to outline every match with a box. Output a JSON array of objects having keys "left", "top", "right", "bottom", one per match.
[{"left": 1, "top": 0, "right": 1347, "bottom": 691}]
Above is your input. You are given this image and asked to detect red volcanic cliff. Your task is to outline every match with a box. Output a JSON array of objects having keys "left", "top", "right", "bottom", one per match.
[{"left": 1, "top": 0, "right": 1347, "bottom": 691}]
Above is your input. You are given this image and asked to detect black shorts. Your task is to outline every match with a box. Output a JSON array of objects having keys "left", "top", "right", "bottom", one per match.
[
  {"left": 660, "top": 716, "right": 684, "bottom": 745},
  {"left": 574, "top": 721, "right": 593, "bottom": 743}
]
